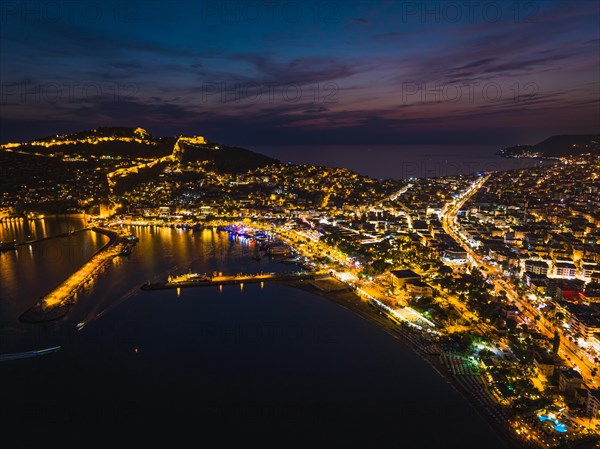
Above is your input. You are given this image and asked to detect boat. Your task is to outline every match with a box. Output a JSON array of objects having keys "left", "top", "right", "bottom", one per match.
[
  {"left": 76, "top": 322, "right": 85, "bottom": 331},
  {"left": 120, "top": 247, "right": 132, "bottom": 256},
  {"left": 268, "top": 245, "right": 291, "bottom": 255},
  {"left": 0, "top": 241, "right": 17, "bottom": 252},
  {"left": 167, "top": 272, "right": 212, "bottom": 284}
]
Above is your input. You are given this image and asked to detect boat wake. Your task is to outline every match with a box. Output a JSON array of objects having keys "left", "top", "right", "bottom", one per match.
[
  {"left": 83, "top": 262, "right": 186, "bottom": 325},
  {"left": 0, "top": 346, "right": 61, "bottom": 362}
]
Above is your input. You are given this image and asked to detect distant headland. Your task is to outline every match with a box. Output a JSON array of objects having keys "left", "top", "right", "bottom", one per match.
[{"left": 498, "top": 134, "right": 599, "bottom": 158}]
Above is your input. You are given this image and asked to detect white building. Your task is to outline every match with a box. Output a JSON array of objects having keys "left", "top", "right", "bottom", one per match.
[
  {"left": 553, "top": 262, "right": 577, "bottom": 278},
  {"left": 587, "top": 389, "right": 600, "bottom": 418},
  {"left": 524, "top": 260, "right": 550, "bottom": 276}
]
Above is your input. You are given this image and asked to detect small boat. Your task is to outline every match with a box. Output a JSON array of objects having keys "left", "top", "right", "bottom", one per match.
[
  {"left": 120, "top": 247, "right": 132, "bottom": 256},
  {"left": 76, "top": 322, "right": 85, "bottom": 331},
  {"left": 0, "top": 241, "right": 17, "bottom": 252},
  {"left": 268, "top": 245, "right": 291, "bottom": 255}
]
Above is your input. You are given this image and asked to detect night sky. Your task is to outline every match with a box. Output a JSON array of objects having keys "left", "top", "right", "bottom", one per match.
[{"left": 1, "top": 0, "right": 598, "bottom": 148}]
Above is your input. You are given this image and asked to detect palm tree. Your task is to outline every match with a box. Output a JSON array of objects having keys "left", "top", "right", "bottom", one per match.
[{"left": 554, "top": 311, "right": 565, "bottom": 324}]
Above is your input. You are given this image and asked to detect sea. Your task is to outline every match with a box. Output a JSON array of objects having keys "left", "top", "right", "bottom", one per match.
[
  {"left": 0, "top": 219, "right": 509, "bottom": 448},
  {"left": 252, "top": 144, "right": 549, "bottom": 179}
]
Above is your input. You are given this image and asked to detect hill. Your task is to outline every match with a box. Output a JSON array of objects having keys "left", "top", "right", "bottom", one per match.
[
  {"left": 2, "top": 127, "right": 279, "bottom": 172},
  {"left": 498, "top": 134, "right": 600, "bottom": 158},
  {"left": 174, "top": 139, "right": 279, "bottom": 173},
  {"left": 9, "top": 127, "right": 176, "bottom": 159}
]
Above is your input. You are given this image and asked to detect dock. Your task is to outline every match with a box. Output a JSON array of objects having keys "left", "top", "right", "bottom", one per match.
[
  {"left": 1, "top": 227, "right": 92, "bottom": 252},
  {"left": 141, "top": 271, "right": 328, "bottom": 291},
  {"left": 19, "top": 227, "right": 131, "bottom": 323}
]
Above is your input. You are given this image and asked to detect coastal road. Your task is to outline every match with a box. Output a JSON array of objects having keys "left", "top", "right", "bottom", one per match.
[{"left": 385, "top": 183, "right": 414, "bottom": 229}]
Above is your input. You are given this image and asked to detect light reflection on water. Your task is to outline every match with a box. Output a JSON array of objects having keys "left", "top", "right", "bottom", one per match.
[
  {"left": 0, "top": 216, "right": 87, "bottom": 243},
  {"left": 0, "top": 224, "right": 294, "bottom": 352},
  {"left": 0, "top": 221, "right": 509, "bottom": 449},
  {"left": 0, "top": 230, "right": 108, "bottom": 320}
]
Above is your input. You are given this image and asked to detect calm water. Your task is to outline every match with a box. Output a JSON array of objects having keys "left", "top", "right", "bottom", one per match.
[
  {"left": 0, "top": 216, "right": 88, "bottom": 243},
  {"left": 253, "top": 144, "right": 550, "bottom": 179},
  {"left": 0, "top": 224, "right": 508, "bottom": 449},
  {"left": 0, "top": 228, "right": 108, "bottom": 336}
]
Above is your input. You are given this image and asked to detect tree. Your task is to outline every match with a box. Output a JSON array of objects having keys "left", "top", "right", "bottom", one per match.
[{"left": 552, "top": 330, "right": 561, "bottom": 354}]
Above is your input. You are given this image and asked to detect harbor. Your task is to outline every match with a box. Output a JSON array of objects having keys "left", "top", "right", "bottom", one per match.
[{"left": 2, "top": 219, "right": 514, "bottom": 449}]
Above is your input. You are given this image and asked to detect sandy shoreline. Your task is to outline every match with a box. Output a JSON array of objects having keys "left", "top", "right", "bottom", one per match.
[{"left": 281, "top": 278, "right": 528, "bottom": 449}]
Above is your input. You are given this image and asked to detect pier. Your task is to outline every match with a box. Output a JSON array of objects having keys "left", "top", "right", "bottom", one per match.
[
  {"left": 1, "top": 228, "right": 92, "bottom": 252},
  {"left": 19, "top": 227, "right": 130, "bottom": 323},
  {"left": 20, "top": 227, "right": 90, "bottom": 246},
  {"left": 141, "top": 271, "right": 328, "bottom": 291}
]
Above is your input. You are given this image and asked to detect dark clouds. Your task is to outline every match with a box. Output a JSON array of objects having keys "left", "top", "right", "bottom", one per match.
[{"left": 0, "top": 0, "right": 598, "bottom": 148}]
